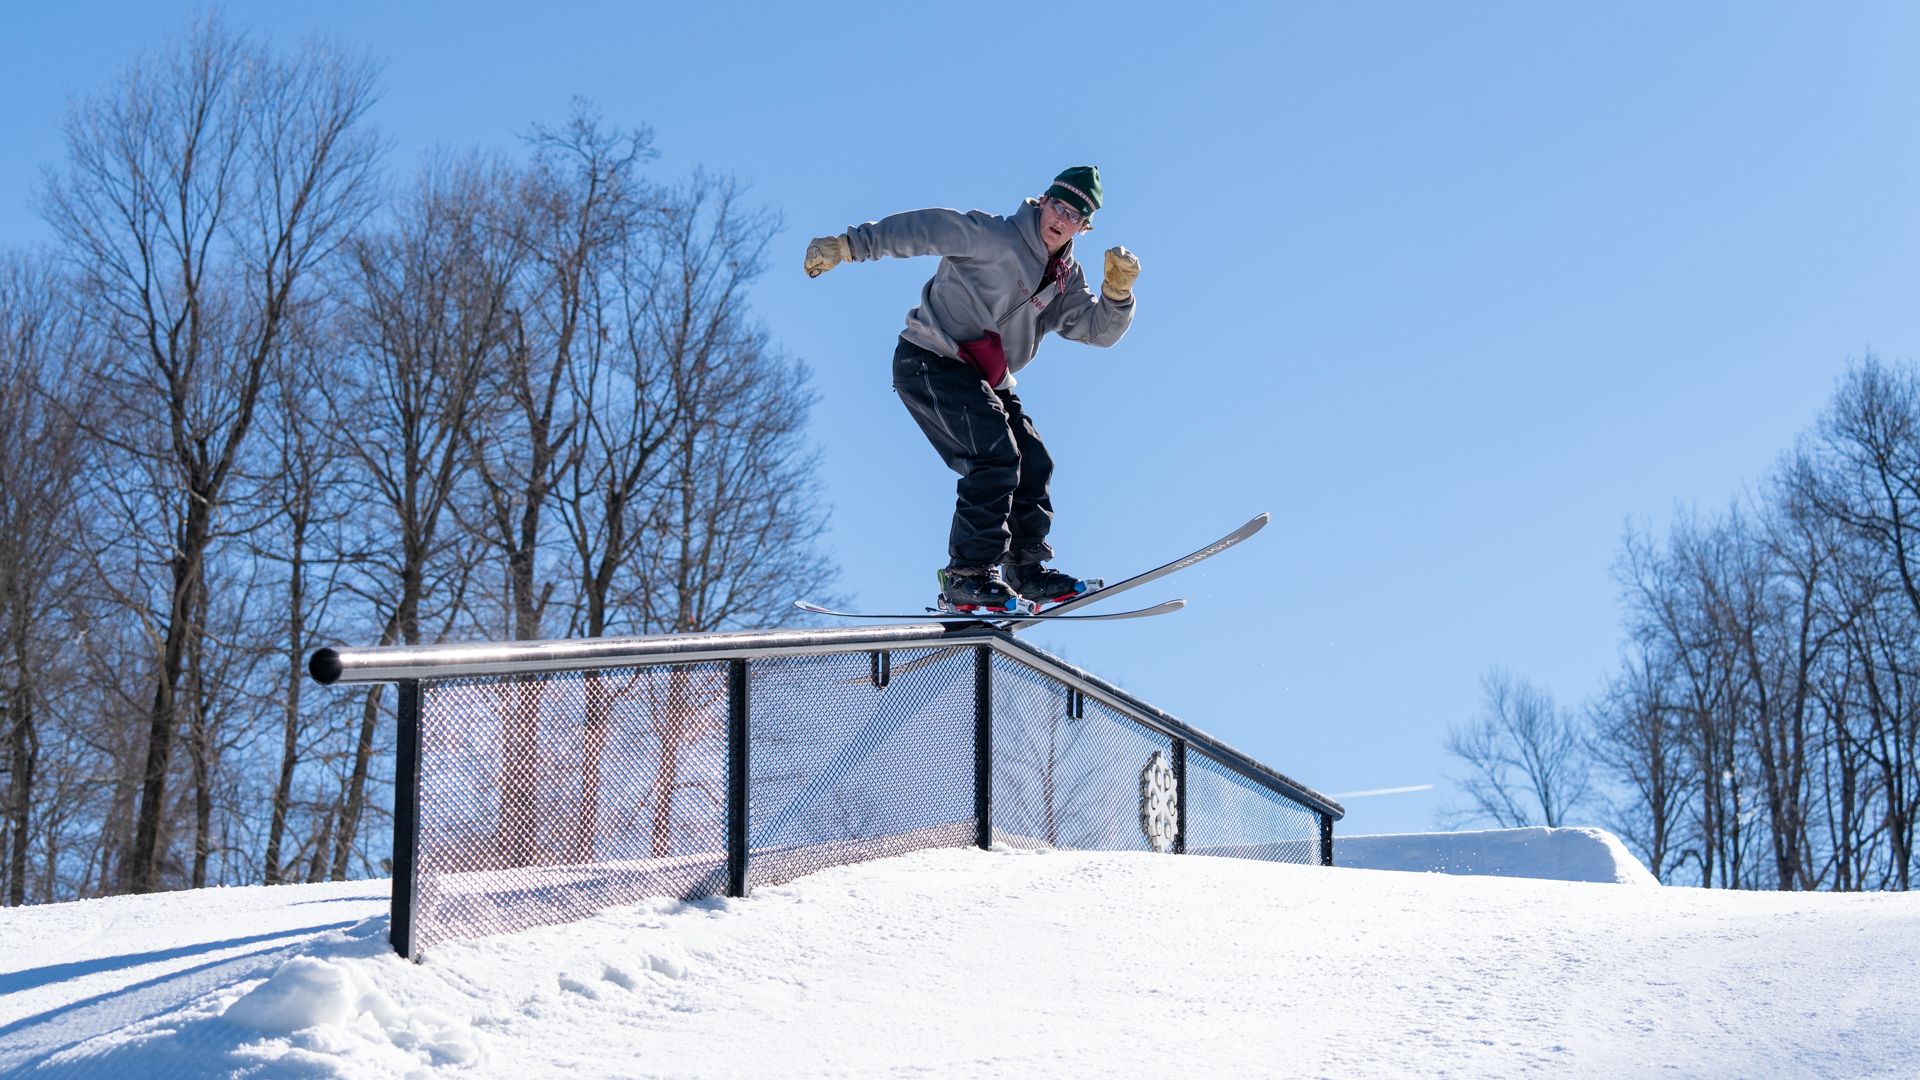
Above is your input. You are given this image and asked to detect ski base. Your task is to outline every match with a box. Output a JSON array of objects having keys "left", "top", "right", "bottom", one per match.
[{"left": 794, "top": 598, "right": 1185, "bottom": 623}]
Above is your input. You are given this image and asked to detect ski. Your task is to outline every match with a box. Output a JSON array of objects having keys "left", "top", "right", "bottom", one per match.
[
  {"left": 793, "top": 513, "right": 1266, "bottom": 632},
  {"left": 793, "top": 598, "right": 1186, "bottom": 623},
  {"left": 997, "top": 511, "right": 1269, "bottom": 632}
]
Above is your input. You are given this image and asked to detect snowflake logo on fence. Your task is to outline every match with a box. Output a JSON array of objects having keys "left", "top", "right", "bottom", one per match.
[{"left": 1140, "top": 751, "right": 1178, "bottom": 852}]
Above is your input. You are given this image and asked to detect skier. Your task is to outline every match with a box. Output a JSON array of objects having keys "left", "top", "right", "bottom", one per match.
[{"left": 804, "top": 166, "right": 1141, "bottom": 615}]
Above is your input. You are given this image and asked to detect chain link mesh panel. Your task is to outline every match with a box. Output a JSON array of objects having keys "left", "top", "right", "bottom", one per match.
[
  {"left": 989, "top": 654, "right": 1175, "bottom": 853},
  {"left": 1183, "top": 747, "right": 1324, "bottom": 864},
  {"left": 398, "top": 637, "right": 1335, "bottom": 956},
  {"left": 412, "top": 663, "right": 731, "bottom": 955},
  {"left": 746, "top": 647, "right": 977, "bottom": 889}
]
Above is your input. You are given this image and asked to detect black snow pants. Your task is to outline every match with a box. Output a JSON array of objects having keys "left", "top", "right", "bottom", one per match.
[{"left": 891, "top": 336, "right": 1054, "bottom": 570}]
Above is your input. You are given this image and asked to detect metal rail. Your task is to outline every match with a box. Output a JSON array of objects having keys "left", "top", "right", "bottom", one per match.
[
  {"left": 309, "top": 623, "right": 980, "bottom": 685},
  {"left": 307, "top": 622, "right": 1345, "bottom": 822}
]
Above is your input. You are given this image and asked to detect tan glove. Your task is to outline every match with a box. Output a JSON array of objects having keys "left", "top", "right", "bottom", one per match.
[
  {"left": 1102, "top": 245, "right": 1141, "bottom": 302},
  {"left": 804, "top": 234, "right": 852, "bottom": 278}
]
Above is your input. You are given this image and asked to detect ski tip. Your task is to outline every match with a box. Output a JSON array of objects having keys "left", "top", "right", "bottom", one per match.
[{"left": 1123, "top": 598, "right": 1186, "bottom": 617}]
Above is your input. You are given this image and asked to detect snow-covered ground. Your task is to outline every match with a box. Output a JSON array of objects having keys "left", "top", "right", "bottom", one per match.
[{"left": 2, "top": 833, "right": 1915, "bottom": 1078}]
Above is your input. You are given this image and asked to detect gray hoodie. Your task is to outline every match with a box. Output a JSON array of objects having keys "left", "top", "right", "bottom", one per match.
[{"left": 844, "top": 200, "right": 1134, "bottom": 387}]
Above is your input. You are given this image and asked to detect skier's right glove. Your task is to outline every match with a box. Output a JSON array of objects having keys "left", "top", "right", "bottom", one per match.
[{"left": 804, "top": 234, "right": 852, "bottom": 278}]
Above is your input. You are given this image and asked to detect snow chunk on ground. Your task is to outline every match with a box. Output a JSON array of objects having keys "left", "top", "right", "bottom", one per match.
[
  {"left": 1337, "top": 826, "right": 1659, "bottom": 884},
  {"left": 224, "top": 956, "right": 358, "bottom": 1032}
]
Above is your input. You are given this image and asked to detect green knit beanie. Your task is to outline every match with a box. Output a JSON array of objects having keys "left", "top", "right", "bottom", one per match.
[{"left": 1044, "top": 165, "right": 1103, "bottom": 219}]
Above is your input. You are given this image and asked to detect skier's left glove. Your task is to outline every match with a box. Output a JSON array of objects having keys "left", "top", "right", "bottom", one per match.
[
  {"left": 804, "top": 234, "right": 852, "bottom": 278},
  {"left": 1102, "top": 246, "right": 1140, "bottom": 302}
]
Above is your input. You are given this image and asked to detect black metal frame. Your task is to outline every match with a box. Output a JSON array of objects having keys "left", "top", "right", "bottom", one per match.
[
  {"left": 317, "top": 621, "right": 1343, "bottom": 959},
  {"left": 727, "top": 659, "right": 750, "bottom": 896},
  {"left": 391, "top": 680, "right": 422, "bottom": 959},
  {"left": 1171, "top": 740, "right": 1188, "bottom": 855},
  {"left": 974, "top": 644, "right": 993, "bottom": 851}
]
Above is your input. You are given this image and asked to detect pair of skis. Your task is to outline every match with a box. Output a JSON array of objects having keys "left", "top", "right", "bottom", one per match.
[{"left": 794, "top": 512, "right": 1268, "bottom": 631}]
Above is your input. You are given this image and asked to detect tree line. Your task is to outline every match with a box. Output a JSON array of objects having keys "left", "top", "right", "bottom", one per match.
[
  {"left": 1447, "top": 357, "right": 1920, "bottom": 890},
  {"left": 0, "top": 18, "right": 833, "bottom": 905}
]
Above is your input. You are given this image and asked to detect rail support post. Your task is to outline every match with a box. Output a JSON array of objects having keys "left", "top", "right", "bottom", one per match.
[
  {"left": 391, "top": 679, "right": 422, "bottom": 960},
  {"left": 1172, "top": 739, "right": 1188, "bottom": 855},
  {"left": 974, "top": 644, "right": 992, "bottom": 850},
  {"left": 727, "top": 659, "right": 751, "bottom": 896}
]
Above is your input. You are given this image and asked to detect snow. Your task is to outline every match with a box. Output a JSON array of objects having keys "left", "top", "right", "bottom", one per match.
[
  {"left": 1338, "top": 826, "right": 1663, "bottom": 885},
  {"left": 2, "top": 833, "right": 1915, "bottom": 1077}
]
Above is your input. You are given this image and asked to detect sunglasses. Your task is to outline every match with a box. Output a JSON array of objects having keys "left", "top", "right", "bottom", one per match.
[{"left": 1041, "top": 197, "right": 1088, "bottom": 228}]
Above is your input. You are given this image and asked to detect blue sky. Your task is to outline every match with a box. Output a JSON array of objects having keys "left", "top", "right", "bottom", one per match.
[{"left": 7, "top": 2, "right": 1920, "bottom": 837}]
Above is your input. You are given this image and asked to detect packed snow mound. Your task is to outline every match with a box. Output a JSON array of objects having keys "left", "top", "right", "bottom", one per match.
[
  {"left": 6, "top": 846, "right": 1917, "bottom": 1077},
  {"left": 1336, "top": 826, "right": 1659, "bottom": 885}
]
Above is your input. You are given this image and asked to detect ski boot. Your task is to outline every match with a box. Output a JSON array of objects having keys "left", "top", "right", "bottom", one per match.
[
  {"left": 936, "top": 565, "right": 1036, "bottom": 615},
  {"left": 1003, "top": 562, "right": 1105, "bottom": 609}
]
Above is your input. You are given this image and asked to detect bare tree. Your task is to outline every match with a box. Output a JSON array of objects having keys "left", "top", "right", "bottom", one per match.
[
  {"left": 495, "top": 164, "right": 839, "bottom": 865},
  {"left": 618, "top": 176, "right": 836, "bottom": 856},
  {"left": 262, "top": 361, "right": 321, "bottom": 884},
  {"left": 455, "top": 107, "right": 655, "bottom": 866},
  {"left": 324, "top": 151, "right": 514, "bottom": 878},
  {"left": 631, "top": 174, "right": 837, "bottom": 635},
  {"left": 42, "top": 16, "right": 381, "bottom": 892},
  {"left": 1617, "top": 513, "right": 1758, "bottom": 887},
  {"left": 0, "top": 253, "right": 93, "bottom": 905},
  {"left": 178, "top": 561, "right": 278, "bottom": 887},
  {"left": 1806, "top": 358, "right": 1920, "bottom": 623},
  {"left": 1584, "top": 358, "right": 1920, "bottom": 891},
  {"left": 470, "top": 103, "right": 653, "bottom": 645},
  {"left": 1798, "top": 358, "right": 1920, "bottom": 888},
  {"left": 6, "top": 37, "right": 840, "bottom": 899},
  {"left": 1832, "top": 561, "right": 1917, "bottom": 889},
  {"left": 1443, "top": 667, "right": 1592, "bottom": 829},
  {"left": 1589, "top": 649, "right": 1688, "bottom": 880},
  {"left": 1740, "top": 484, "right": 1847, "bottom": 889},
  {"left": 554, "top": 140, "right": 676, "bottom": 641},
  {"left": 248, "top": 311, "right": 355, "bottom": 884}
]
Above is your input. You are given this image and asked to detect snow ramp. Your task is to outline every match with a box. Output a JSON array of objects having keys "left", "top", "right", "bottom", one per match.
[{"left": 1337, "top": 826, "right": 1659, "bottom": 885}]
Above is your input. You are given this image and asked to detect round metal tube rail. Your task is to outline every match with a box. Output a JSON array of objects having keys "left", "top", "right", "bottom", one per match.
[{"left": 308, "top": 622, "right": 983, "bottom": 685}]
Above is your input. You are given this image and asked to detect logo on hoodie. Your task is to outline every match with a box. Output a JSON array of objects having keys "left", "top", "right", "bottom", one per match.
[{"left": 1026, "top": 254, "right": 1074, "bottom": 313}]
